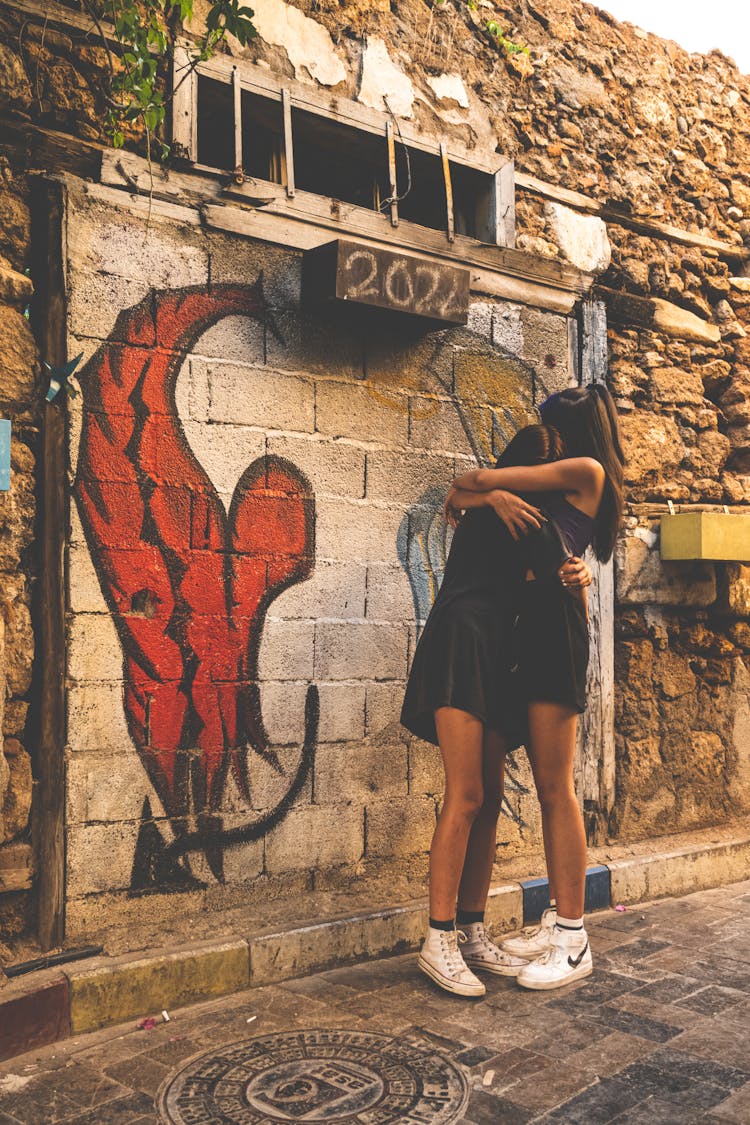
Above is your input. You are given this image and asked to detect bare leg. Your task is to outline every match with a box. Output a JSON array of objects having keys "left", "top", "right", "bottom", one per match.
[
  {"left": 457, "top": 729, "right": 507, "bottom": 913},
  {"left": 526, "top": 701, "right": 586, "bottom": 919},
  {"left": 430, "top": 707, "right": 485, "bottom": 921},
  {"left": 540, "top": 816, "right": 557, "bottom": 906}
]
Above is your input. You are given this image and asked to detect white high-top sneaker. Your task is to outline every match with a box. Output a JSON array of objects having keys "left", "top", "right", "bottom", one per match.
[
  {"left": 418, "top": 927, "right": 486, "bottom": 997},
  {"left": 459, "top": 922, "right": 528, "bottom": 977},
  {"left": 516, "top": 925, "right": 592, "bottom": 990},
  {"left": 501, "top": 907, "right": 557, "bottom": 961}
]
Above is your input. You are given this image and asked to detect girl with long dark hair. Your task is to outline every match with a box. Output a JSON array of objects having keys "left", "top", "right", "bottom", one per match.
[
  {"left": 402, "top": 384, "right": 624, "bottom": 996},
  {"left": 402, "top": 423, "right": 585, "bottom": 996}
]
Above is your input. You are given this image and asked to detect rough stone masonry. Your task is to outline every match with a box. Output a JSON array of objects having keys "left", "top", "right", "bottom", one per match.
[{"left": 0, "top": 0, "right": 748, "bottom": 951}]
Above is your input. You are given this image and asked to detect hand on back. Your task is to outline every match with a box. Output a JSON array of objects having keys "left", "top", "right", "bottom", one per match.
[{"left": 487, "top": 490, "right": 546, "bottom": 541}]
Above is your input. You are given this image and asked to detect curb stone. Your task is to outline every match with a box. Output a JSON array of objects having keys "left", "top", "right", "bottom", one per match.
[
  {"left": 1, "top": 831, "right": 748, "bottom": 1061},
  {"left": 67, "top": 938, "right": 250, "bottom": 1035}
]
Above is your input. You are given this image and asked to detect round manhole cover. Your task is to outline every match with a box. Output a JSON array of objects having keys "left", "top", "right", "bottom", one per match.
[{"left": 158, "top": 1028, "right": 470, "bottom": 1124}]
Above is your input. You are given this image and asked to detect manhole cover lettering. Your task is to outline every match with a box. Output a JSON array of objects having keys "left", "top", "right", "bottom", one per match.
[{"left": 159, "top": 1029, "right": 469, "bottom": 1124}]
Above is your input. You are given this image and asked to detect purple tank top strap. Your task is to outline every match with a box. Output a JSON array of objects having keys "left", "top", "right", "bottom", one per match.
[{"left": 546, "top": 496, "right": 594, "bottom": 557}]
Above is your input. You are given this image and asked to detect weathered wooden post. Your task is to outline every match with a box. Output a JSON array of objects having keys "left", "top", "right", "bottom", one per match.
[{"left": 575, "top": 297, "right": 616, "bottom": 842}]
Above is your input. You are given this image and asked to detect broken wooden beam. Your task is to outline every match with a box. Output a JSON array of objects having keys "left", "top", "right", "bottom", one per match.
[
  {"left": 516, "top": 171, "right": 750, "bottom": 262},
  {"left": 597, "top": 286, "right": 721, "bottom": 343}
]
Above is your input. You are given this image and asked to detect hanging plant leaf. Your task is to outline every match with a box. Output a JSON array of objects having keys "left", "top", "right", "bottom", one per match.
[{"left": 96, "top": 0, "right": 256, "bottom": 160}]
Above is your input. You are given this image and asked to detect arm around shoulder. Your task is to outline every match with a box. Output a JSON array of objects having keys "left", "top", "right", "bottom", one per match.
[{"left": 453, "top": 457, "right": 604, "bottom": 495}]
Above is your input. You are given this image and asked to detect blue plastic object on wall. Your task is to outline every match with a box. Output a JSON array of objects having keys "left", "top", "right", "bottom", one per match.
[
  {"left": 0, "top": 419, "right": 10, "bottom": 491},
  {"left": 520, "top": 864, "right": 612, "bottom": 924}
]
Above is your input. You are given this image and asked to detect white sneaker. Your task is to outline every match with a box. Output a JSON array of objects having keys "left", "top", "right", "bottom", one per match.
[
  {"left": 459, "top": 922, "right": 528, "bottom": 977},
  {"left": 516, "top": 925, "right": 592, "bottom": 991},
  {"left": 418, "top": 927, "right": 486, "bottom": 997},
  {"left": 501, "top": 906, "right": 557, "bottom": 961}
]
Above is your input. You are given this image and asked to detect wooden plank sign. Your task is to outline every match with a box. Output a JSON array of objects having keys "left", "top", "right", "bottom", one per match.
[{"left": 304, "top": 239, "right": 470, "bottom": 324}]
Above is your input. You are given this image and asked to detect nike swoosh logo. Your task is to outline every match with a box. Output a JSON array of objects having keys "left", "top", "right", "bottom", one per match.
[{"left": 568, "top": 942, "right": 589, "bottom": 968}]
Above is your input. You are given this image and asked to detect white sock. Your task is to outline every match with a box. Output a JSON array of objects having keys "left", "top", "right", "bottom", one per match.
[{"left": 555, "top": 914, "right": 584, "bottom": 930}]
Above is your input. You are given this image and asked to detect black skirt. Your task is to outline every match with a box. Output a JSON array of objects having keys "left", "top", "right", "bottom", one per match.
[
  {"left": 400, "top": 508, "right": 589, "bottom": 750},
  {"left": 400, "top": 508, "right": 526, "bottom": 748},
  {"left": 400, "top": 595, "right": 523, "bottom": 747},
  {"left": 514, "top": 575, "right": 589, "bottom": 716}
]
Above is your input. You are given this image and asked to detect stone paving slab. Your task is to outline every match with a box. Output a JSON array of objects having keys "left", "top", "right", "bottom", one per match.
[{"left": 1, "top": 879, "right": 749, "bottom": 1124}]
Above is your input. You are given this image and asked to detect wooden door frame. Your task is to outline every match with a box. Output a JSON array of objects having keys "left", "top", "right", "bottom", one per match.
[
  {"left": 573, "top": 297, "right": 616, "bottom": 842},
  {"left": 31, "top": 177, "right": 67, "bottom": 950}
]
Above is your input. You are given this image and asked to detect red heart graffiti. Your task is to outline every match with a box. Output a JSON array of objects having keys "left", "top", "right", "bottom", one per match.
[{"left": 74, "top": 282, "right": 317, "bottom": 876}]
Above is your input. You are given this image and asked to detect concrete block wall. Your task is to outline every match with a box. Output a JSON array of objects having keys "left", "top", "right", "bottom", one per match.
[{"left": 63, "top": 182, "right": 575, "bottom": 916}]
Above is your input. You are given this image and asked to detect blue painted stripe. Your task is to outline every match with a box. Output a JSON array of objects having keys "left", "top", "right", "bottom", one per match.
[
  {"left": 584, "top": 865, "right": 611, "bottom": 913},
  {"left": 520, "top": 876, "right": 551, "bottom": 924},
  {"left": 0, "top": 420, "right": 10, "bottom": 492},
  {"left": 521, "top": 864, "right": 612, "bottom": 924}
]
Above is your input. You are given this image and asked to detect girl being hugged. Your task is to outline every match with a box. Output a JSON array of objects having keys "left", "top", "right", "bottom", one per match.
[{"left": 402, "top": 383, "right": 624, "bottom": 996}]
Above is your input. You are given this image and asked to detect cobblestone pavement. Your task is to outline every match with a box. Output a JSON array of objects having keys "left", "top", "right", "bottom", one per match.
[{"left": 2, "top": 880, "right": 750, "bottom": 1124}]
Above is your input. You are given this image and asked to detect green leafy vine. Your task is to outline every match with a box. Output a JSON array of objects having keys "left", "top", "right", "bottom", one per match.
[
  {"left": 486, "top": 18, "right": 530, "bottom": 57},
  {"left": 82, "top": 1, "right": 257, "bottom": 157},
  {"left": 429, "top": 3, "right": 530, "bottom": 68}
]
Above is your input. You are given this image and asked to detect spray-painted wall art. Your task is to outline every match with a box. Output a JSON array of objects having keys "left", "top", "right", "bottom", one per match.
[
  {"left": 64, "top": 184, "right": 576, "bottom": 916},
  {"left": 74, "top": 282, "right": 318, "bottom": 892}
]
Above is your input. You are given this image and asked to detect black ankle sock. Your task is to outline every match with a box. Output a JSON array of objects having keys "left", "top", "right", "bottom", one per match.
[
  {"left": 456, "top": 909, "right": 484, "bottom": 925},
  {"left": 429, "top": 917, "right": 455, "bottom": 932}
]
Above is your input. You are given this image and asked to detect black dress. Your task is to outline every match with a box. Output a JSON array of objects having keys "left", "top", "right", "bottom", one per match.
[
  {"left": 513, "top": 574, "right": 589, "bottom": 721},
  {"left": 400, "top": 493, "right": 592, "bottom": 748},
  {"left": 400, "top": 506, "right": 526, "bottom": 748},
  {"left": 514, "top": 493, "right": 592, "bottom": 717}
]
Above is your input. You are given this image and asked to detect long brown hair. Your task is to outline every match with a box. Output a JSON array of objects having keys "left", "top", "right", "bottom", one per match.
[
  {"left": 539, "top": 384, "right": 625, "bottom": 562},
  {"left": 494, "top": 423, "right": 564, "bottom": 468}
]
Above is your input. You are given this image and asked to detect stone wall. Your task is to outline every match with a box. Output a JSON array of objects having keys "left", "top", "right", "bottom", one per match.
[
  {"left": 0, "top": 32, "right": 39, "bottom": 940},
  {"left": 0, "top": 0, "right": 749, "bottom": 941}
]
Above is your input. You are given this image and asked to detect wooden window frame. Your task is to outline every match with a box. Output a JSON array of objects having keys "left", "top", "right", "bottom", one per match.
[{"left": 172, "top": 49, "right": 515, "bottom": 249}]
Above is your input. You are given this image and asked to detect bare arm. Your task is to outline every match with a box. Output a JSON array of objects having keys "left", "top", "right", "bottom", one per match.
[
  {"left": 447, "top": 487, "right": 544, "bottom": 514},
  {"left": 444, "top": 486, "right": 546, "bottom": 540},
  {"left": 566, "top": 583, "right": 589, "bottom": 621},
  {"left": 445, "top": 487, "right": 594, "bottom": 590},
  {"left": 453, "top": 457, "right": 605, "bottom": 497}
]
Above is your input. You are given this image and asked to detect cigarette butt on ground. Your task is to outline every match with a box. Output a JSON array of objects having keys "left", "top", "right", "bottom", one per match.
[{"left": 483, "top": 1069, "right": 495, "bottom": 1087}]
